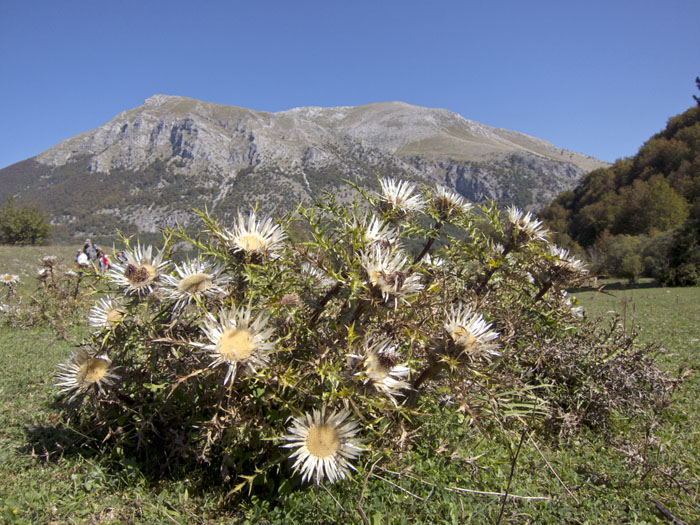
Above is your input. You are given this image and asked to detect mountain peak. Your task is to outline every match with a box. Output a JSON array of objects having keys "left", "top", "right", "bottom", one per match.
[
  {"left": 144, "top": 94, "right": 180, "bottom": 106},
  {"left": 1, "top": 96, "right": 609, "bottom": 239}
]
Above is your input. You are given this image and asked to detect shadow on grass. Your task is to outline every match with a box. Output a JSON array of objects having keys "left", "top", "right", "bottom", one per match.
[
  {"left": 18, "top": 405, "right": 293, "bottom": 509},
  {"left": 569, "top": 279, "right": 664, "bottom": 293},
  {"left": 18, "top": 396, "right": 104, "bottom": 465},
  {"left": 21, "top": 422, "right": 85, "bottom": 464}
]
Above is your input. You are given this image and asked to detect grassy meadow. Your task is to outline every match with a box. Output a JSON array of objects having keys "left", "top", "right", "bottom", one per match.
[
  {"left": 0, "top": 245, "right": 79, "bottom": 289},
  {"left": 0, "top": 248, "right": 698, "bottom": 523}
]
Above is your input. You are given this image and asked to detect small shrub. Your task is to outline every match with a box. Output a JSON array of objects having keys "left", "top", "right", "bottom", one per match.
[
  {"left": 518, "top": 317, "right": 676, "bottom": 438},
  {"left": 0, "top": 197, "right": 51, "bottom": 245},
  {"left": 663, "top": 211, "right": 700, "bottom": 286}
]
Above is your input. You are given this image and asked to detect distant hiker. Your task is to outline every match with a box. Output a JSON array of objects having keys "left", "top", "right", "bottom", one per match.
[
  {"left": 84, "top": 239, "right": 98, "bottom": 261},
  {"left": 115, "top": 250, "right": 127, "bottom": 264},
  {"left": 76, "top": 250, "right": 89, "bottom": 268},
  {"left": 97, "top": 249, "right": 110, "bottom": 272}
]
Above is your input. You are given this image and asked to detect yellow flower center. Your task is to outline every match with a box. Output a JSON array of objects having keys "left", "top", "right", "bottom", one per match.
[
  {"left": 453, "top": 326, "right": 477, "bottom": 347},
  {"left": 237, "top": 233, "right": 265, "bottom": 252},
  {"left": 105, "top": 308, "right": 124, "bottom": 325},
  {"left": 178, "top": 273, "right": 213, "bottom": 293},
  {"left": 218, "top": 328, "right": 255, "bottom": 361},
  {"left": 306, "top": 424, "right": 340, "bottom": 458},
  {"left": 369, "top": 269, "right": 382, "bottom": 287},
  {"left": 365, "top": 354, "right": 389, "bottom": 381},
  {"left": 77, "top": 358, "right": 110, "bottom": 385}
]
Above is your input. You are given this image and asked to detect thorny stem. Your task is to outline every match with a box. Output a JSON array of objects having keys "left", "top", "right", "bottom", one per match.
[
  {"left": 309, "top": 281, "right": 343, "bottom": 325},
  {"left": 73, "top": 272, "right": 83, "bottom": 300},
  {"left": 533, "top": 281, "right": 553, "bottom": 303},
  {"left": 357, "top": 458, "right": 382, "bottom": 525},
  {"left": 235, "top": 273, "right": 247, "bottom": 300},
  {"left": 413, "top": 220, "right": 443, "bottom": 264},
  {"left": 405, "top": 360, "right": 445, "bottom": 407},
  {"left": 349, "top": 300, "right": 368, "bottom": 324},
  {"left": 476, "top": 242, "right": 513, "bottom": 295}
]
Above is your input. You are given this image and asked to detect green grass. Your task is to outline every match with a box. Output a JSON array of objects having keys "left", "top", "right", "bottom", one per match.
[
  {"left": 0, "top": 325, "right": 228, "bottom": 523},
  {"left": 0, "top": 279, "right": 698, "bottom": 523},
  {"left": 575, "top": 281, "right": 700, "bottom": 364},
  {"left": 0, "top": 244, "right": 78, "bottom": 279},
  {"left": 572, "top": 281, "right": 700, "bottom": 518}
]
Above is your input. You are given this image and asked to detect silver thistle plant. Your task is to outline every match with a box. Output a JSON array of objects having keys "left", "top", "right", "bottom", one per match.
[{"left": 48, "top": 180, "right": 665, "bottom": 496}]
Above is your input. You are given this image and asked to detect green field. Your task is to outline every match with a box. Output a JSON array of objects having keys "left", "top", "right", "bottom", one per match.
[
  {"left": 0, "top": 244, "right": 79, "bottom": 276},
  {"left": 576, "top": 281, "right": 700, "bottom": 359},
  {"left": 1, "top": 249, "right": 698, "bottom": 523}
]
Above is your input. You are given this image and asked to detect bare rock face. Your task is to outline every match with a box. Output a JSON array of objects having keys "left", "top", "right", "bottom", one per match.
[{"left": 2, "top": 95, "right": 608, "bottom": 238}]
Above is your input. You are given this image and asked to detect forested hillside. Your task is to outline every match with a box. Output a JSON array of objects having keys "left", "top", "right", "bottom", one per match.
[{"left": 541, "top": 79, "right": 700, "bottom": 285}]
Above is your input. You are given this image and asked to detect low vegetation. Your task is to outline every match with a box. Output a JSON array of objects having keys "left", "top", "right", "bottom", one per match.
[{"left": 1, "top": 180, "right": 695, "bottom": 522}]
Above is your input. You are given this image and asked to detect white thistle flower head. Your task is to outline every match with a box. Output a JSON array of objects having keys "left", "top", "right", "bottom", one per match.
[
  {"left": 107, "top": 244, "right": 169, "bottom": 296},
  {"left": 88, "top": 296, "right": 125, "bottom": 331},
  {"left": 0, "top": 274, "right": 20, "bottom": 286},
  {"left": 160, "top": 260, "right": 229, "bottom": 309},
  {"left": 42, "top": 255, "right": 58, "bottom": 268},
  {"left": 532, "top": 245, "right": 588, "bottom": 287},
  {"left": 358, "top": 213, "right": 401, "bottom": 250},
  {"left": 548, "top": 245, "right": 588, "bottom": 277},
  {"left": 432, "top": 186, "right": 472, "bottom": 221},
  {"left": 560, "top": 291, "right": 585, "bottom": 318},
  {"left": 349, "top": 338, "right": 411, "bottom": 405},
  {"left": 506, "top": 206, "right": 549, "bottom": 244},
  {"left": 55, "top": 348, "right": 120, "bottom": 402},
  {"left": 491, "top": 242, "right": 506, "bottom": 256},
  {"left": 282, "top": 406, "right": 364, "bottom": 485},
  {"left": 196, "top": 306, "right": 275, "bottom": 385},
  {"left": 377, "top": 178, "right": 425, "bottom": 217},
  {"left": 422, "top": 253, "right": 446, "bottom": 270},
  {"left": 444, "top": 304, "right": 500, "bottom": 360},
  {"left": 359, "top": 247, "right": 423, "bottom": 306},
  {"left": 225, "top": 212, "right": 286, "bottom": 258},
  {"left": 300, "top": 262, "right": 337, "bottom": 290}
]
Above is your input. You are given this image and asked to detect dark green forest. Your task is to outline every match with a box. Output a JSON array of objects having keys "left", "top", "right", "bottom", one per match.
[{"left": 541, "top": 79, "right": 700, "bottom": 285}]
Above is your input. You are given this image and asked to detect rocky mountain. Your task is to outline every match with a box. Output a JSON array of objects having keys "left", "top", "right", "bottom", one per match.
[{"left": 0, "top": 95, "right": 607, "bottom": 239}]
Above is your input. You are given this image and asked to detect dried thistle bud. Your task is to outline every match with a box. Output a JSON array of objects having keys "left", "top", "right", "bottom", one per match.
[{"left": 280, "top": 293, "right": 303, "bottom": 307}]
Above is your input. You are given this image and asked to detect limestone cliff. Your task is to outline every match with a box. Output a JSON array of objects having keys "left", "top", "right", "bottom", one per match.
[{"left": 0, "top": 95, "right": 608, "bottom": 238}]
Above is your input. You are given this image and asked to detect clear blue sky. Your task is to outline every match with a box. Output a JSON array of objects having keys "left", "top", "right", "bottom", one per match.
[{"left": 1, "top": 1, "right": 699, "bottom": 169}]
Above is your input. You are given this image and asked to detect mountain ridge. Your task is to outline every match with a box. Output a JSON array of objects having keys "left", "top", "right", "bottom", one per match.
[{"left": 1, "top": 95, "right": 608, "bottom": 239}]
